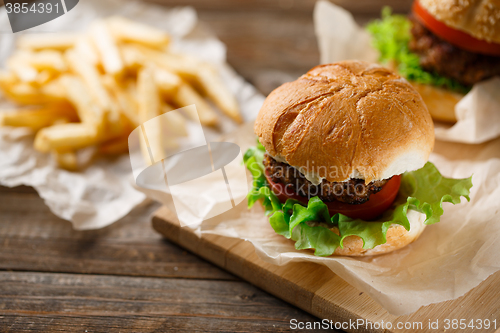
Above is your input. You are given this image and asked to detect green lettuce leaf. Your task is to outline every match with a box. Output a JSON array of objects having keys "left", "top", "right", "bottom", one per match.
[
  {"left": 245, "top": 143, "right": 473, "bottom": 256},
  {"left": 366, "top": 7, "right": 470, "bottom": 94}
]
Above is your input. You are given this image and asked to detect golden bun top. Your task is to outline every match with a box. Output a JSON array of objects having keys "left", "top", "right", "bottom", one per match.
[
  {"left": 419, "top": 0, "right": 500, "bottom": 44},
  {"left": 254, "top": 60, "right": 435, "bottom": 183}
]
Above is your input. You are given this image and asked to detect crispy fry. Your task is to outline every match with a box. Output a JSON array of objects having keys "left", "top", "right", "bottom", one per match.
[
  {"left": 172, "top": 83, "right": 218, "bottom": 126},
  {"left": 89, "top": 20, "right": 124, "bottom": 77},
  {"left": 99, "top": 136, "right": 130, "bottom": 155},
  {"left": 0, "top": 16, "right": 243, "bottom": 171},
  {"left": 102, "top": 76, "right": 140, "bottom": 127},
  {"left": 74, "top": 36, "right": 100, "bottom": 67},
  {"left": 131, "top": 46, "right": 241, "bottom": 122},
  {"left": 53, "top": 150, "right": 78, "bottom": 171},
  {"left": 16, "top": 50, "right": 67, "bottom": 73},
  {"left": 120, "top": 45, "right": 144, "bottom": 72},
  {"left": 154, "top": 68, "right": 181, "bottom": 95},
  {"left": 1, "top": 80, "right": 65, "bottom": 105},
  {"left": 65, "top": 51, "right": 124, "bottom": 136},
  {"left": 137, "top": 66, "right": 165, "bottom": 162},
  {"left": 34, "top": 123, "right": 100, "bottom": 153},
  {"left": 137, "top": 67, "right": 161, "bottom": 123},
  {"left": 107, "top": 16, "right": 170, "bottom": 48},
  {"left": 6, "top": 57, "right": 38, "bottom": 82},
  {"left": 0, "top": 104, "right": 77, "bottom": 131},
  {"left": 18, "top": 33, "right": 77, "bottom": 51}
]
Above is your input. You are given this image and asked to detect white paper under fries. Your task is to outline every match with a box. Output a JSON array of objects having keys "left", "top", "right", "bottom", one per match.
[{"left": 314, "top": 0, "right": 500, "bottom": 144}]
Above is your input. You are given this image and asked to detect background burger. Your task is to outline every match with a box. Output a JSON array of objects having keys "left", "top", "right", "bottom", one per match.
[
  {"left": 244, "top": 60, "right": 472, "bottom": 256},
  {"left": 367, "top": 0, "right": 500, "bottom": 122}
]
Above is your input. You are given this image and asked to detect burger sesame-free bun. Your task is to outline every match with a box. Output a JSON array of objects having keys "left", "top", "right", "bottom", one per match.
[
  {"left": 418, "top": 0, "right": 500, "bottom": 44},
  {"left": 327, "top": 210, "right": 426, "bottom": 256},
  {"left": 411, "top": 82, "right": 464, "bottom": 123},
  {"left": 254, "top": 61, "right": 435, "bottom": 183}
]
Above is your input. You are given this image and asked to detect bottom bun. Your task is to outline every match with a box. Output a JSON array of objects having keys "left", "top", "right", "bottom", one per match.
[
  {"left": 411, "top": 82, "right": 464, "bottom": 123},
  {"left": 326, "top": 210, "right": 427, "bottom": 256}
]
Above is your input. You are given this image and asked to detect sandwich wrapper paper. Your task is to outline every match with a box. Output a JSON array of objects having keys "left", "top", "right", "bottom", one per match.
[
  {"left": 1, "top": 0, "right": 499, "bottom": 318},
  {"left": 314, "top": 0, "right": 500, "bottom": 145},
  {"left": 0, "top": 0, "right": 265, "bottom": 229}
]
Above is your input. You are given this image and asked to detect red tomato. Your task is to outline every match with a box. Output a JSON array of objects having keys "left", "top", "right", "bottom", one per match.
[
  {"left": 265, "top": 171, "right": 402, "bottom": 221},
  {"left": 413, "top": 0, "right": 500, "bottom": 56}
]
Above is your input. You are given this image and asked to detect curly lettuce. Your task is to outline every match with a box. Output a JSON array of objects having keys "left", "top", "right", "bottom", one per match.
[
  {"left": 366, "top": 7, "right": 470, "bottom": 94},
  {"left": 243, "top": 142, "right": 473, "bottom": 256}
]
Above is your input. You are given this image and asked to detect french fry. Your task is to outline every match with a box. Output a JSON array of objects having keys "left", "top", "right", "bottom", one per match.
[
  {"left": 89, "top": 20, "right": 124, "bottom": 77},
  {"left": 34, "top": 123, "right": 100, "bottom": 153},
  {"left": 60, "top": 75, "right": 105, "bottom": 133},
  {"left": 132, "top": 46, "right": 241, "bottom": 122},
  {"left": 132, "top": 45, "right": 198, "bottom": 78},
  {"left": 154, "top": 68, "right": 181, "bottom": 95},
  {"left": 120, "top": 45, "right": 144, "bottom": 72},
  {"left": 161, "top": 104, "right": 188, "bottom": 137},
  {"left": 65, "top": 52, "right": 124, "bottom": 136},
  {"left": 0, "top": 15, "right": 243, "bottom": 172},
  {"left": 99, "top": 136, "right": 130, "bottom": 155},
  {"left": 102, "top": 76, "right": 140, "bottom": 128},
  {"left": 13, "top": 50, "right": 67, "bottom": 73},
  {"left": 6, "top": 57, "right": 38, "bottom": 83},
  {"left": 0, "top": 104, "right": 77, "bottom": 131},
  {"left": 137, "top": 66, "right": 164, "bottom": 163},
  {"left": 1, "top": 80, "right": 65, "bottom": 105},
  {"left": 18, "top": 33, "right": 77, "bottom": 51},
  {"left": 172, "top": 83, "right": 218, "bottom": 126},
  {"left": 74, "top": 36, "right": 100, "bottom": 67},
  {"left": 137, "top": 67, "right": 161, "bottom": 123},
  {"left": 0, "top": 70, "right": 18, "bottom": 87},
  {"left": 197, "top": 65, "right": 242, "bottom": 123},
  {"left": 53, "top": 150, "right": 78, "bottom": 171},
  {"left": 107, "top": 16, "right": 170, "bottom": 48}
]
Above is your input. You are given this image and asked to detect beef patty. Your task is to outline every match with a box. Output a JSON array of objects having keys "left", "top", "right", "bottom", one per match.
[
  {"left": 263, "top": 154, "right": 389, "bottom": 205},
  {"left": 409, "top": 16, "right": 500, "bottom": 87}
]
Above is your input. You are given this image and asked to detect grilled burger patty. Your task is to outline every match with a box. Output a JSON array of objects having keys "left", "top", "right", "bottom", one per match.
[
  {"left": 409, "top": 16, "right": 500, "bottom": 87},
  {"left": 263, "top": 154, "right": 389, "bottom": 205}
]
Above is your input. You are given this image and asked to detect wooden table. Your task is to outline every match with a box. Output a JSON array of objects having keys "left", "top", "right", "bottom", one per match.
[{"left": 0, "top": 1, "right": 412, "bottom": 331}]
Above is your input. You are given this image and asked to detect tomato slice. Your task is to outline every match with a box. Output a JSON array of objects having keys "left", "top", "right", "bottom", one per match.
[
  {"left": 413, "top": 0, "right": 500, "bottom": 56},
  {"left": 265, "top": 171, "right": 402, "bottom": 221}
]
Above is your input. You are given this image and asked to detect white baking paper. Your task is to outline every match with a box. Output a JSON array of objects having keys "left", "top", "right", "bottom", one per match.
[
  {"left": 314, "top": 0, "right": 500, "bottom": 144},
  {"left": 0, "top": 0, "right": 265, "bottom": 229},
  {"left": 147, "top": 1, "right": 500, "bottom": 315}
]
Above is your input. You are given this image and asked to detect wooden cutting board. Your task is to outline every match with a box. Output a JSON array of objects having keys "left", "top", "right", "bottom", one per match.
[{"left": 153, "top": 206, "right": 500, "bottom": 333}]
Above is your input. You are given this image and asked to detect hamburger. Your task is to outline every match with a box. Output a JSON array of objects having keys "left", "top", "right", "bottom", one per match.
[
  {"left": 367, "top": 0, "right": 500, "bottom": 122},
  {"left": 244, "top": 61, "right": 472, "bottom": 256}
]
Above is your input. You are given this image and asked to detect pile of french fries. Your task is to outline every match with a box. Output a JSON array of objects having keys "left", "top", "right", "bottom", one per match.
[{"left": 0, "top": 17, "right": 242, "bottom": 170}]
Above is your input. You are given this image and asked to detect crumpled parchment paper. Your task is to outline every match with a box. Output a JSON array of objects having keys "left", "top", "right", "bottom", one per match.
[
  {"left": 0, "top": 0, "right": 265, "bottom": 229},
  {"left": 314, "top": 0, "right": 500, "bottom": 144}
]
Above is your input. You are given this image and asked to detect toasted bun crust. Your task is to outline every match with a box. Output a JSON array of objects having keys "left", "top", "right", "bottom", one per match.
[
  {"left": 328, "top": 210, "right": 427, "bottom": 256},
  {"left": 255, "top": 61, "right": 435, "bottom": 183},
  {"left": 419, "top": 0, "right": 500, "bottom": 44},
  {"left": 411, "top": 82, "right": 464, "bottom": 123}
]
